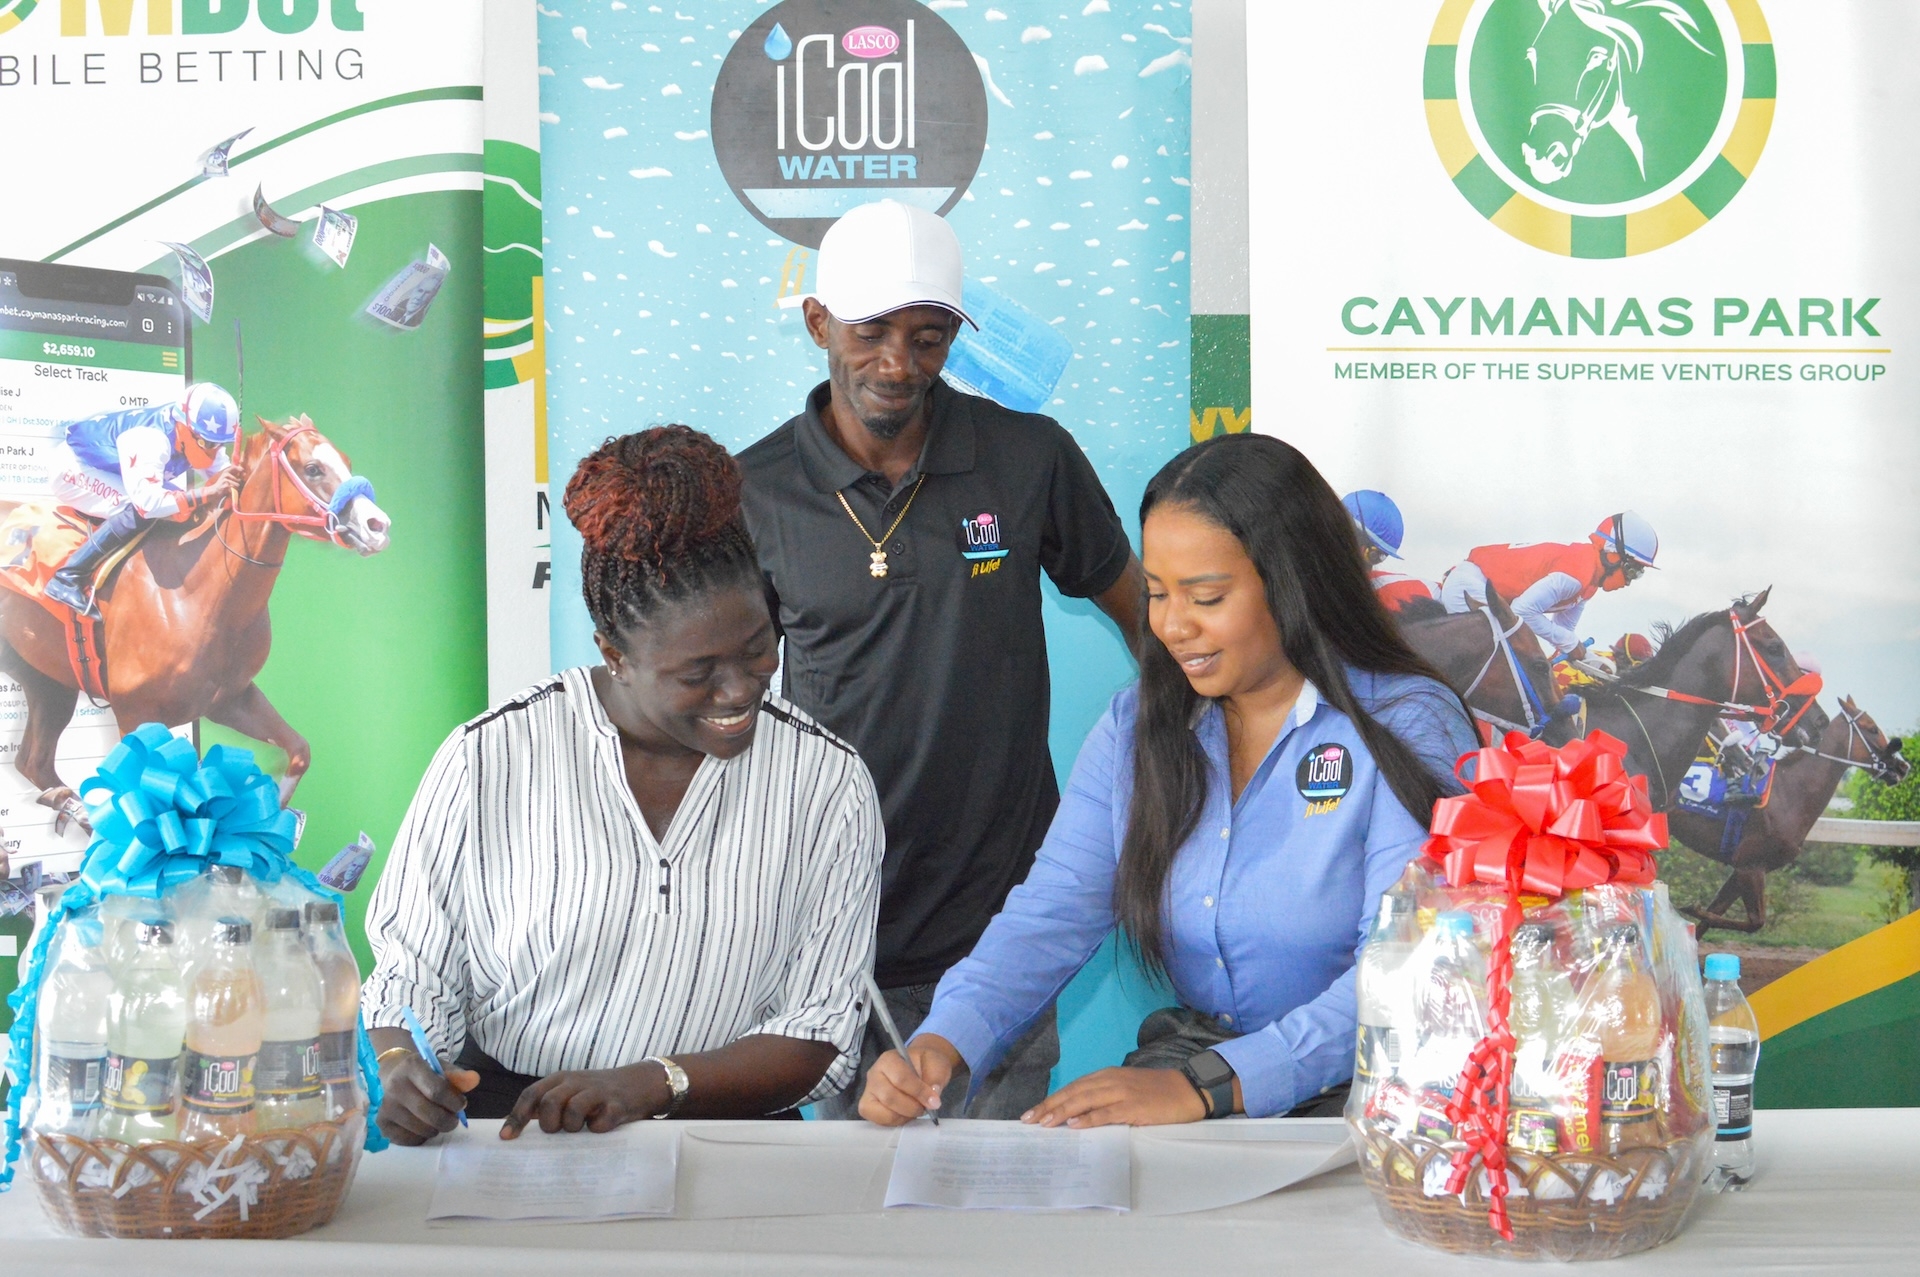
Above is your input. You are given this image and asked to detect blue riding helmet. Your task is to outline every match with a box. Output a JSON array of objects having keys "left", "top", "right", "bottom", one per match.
[
  {"left": 177, "top": 383, "right": 240, "bottom": 446},
  {"left": 1341, "top": 489, "right": 1404, "bottom": 559}
]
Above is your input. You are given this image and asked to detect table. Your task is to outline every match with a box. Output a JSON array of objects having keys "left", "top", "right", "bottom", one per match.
[{"left": 4, "top": 1109, "right": 1915, "bottom": 1274}]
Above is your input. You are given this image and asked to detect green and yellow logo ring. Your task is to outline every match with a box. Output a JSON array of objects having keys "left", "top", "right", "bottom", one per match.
[
  {"left": 0, "top": 0, "right": 40, "bottom": 36},
  {"left": 1425, "top": 0, "right": 1774, "bottom": 257}
]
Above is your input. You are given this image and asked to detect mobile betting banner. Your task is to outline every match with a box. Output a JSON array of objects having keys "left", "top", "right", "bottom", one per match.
[
  {"left": 1249, "top": 0, "right": 1919, "bottom": 1105},
  {"left": 0, "top": 0, "right": 489, "bottom": 1063},
  {"left": 540, "top": 0, "right": 1193, "bottom": 1083}
]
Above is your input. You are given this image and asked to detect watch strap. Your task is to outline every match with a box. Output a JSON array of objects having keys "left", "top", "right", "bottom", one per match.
[
  {"left": 1181, "top": 1049, "right": 1236, "bottom": 1119},
  {"left": 644, "top": 1054, "right": 690, "bottom": 1117}
]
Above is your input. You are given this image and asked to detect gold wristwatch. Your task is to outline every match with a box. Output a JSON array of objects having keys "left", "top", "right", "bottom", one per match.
[{"left": 644, "top": 1055, "right": 689, "bottom": 1117}]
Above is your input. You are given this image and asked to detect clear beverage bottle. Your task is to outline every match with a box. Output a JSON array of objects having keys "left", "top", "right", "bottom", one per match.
[
  {"left": 175, "top": 865, "right": 264, "bottom": 971},
  {"left": 1703, "top": 953, "right": 1759, "bottom": 1190},
  {"left": 304, "top": 900, "right": 366, "bottom": 1119},
  {"left": 179, "top": 917, "right": 264, "bottom": 1142},
  {"left": 1507, "top": 922, "right": 1578, "bottom": 1152},
  {"left": 254, "top": 908, "right": 327, "bottom": 1130},
  {"left": 34, "top": 912, "right": 112, "bottom": 1137},
  {"left": 1407, "top": 911, "right": 1488, "bottom": 1138},
  {"left": 97, "top": 920, "right": 189, "bottom": 1144},
  {"left": 100, "top": 893, "right": 169, "bottom": 977},
  {"left": 1354, "top": 883, "right": 1420, "bottom": 1097},
  {"left": 1585, "top": 923, "right": 1664, "bottom": 1153}
]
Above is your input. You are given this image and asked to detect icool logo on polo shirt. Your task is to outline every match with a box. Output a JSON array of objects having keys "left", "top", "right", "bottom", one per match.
[
  {"left": 960, "top": 511, "right": 1007, "bottom": 577},
  {"left": 1297, "top": 743, "right": 1353, "bottom": 816},
  {"left": 711, "top": 0, "right": 989, "bottom": 248}
]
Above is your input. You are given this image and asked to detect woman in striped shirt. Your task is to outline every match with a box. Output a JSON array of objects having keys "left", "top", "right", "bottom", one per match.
[{"left": 364, "top": 427, "right": 884, "bottom": 1142}]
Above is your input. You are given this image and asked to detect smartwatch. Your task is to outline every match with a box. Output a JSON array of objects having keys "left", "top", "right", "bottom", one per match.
[{"left": 1180, "top": 1049, "right": 1236, "bottom": 1119}]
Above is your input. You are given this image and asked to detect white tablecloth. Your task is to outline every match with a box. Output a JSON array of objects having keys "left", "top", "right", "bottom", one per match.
[{"left": 5, "top": 1109, "right": 1915, "bottom": 1274}]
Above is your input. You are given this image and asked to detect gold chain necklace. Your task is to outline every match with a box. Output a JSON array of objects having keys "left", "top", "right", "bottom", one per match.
[{"left": 836, "top": 476, "right": 925, "bottom": 579}]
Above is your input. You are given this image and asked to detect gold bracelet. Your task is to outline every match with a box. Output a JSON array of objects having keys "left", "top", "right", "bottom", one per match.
[{"left": 375, "top": 1045, "right": 416, "bottom": 1069}]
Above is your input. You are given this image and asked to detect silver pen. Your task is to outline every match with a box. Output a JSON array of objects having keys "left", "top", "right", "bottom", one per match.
[{"left": 861, "top": 969, "right": 939, "bottom": 1125}]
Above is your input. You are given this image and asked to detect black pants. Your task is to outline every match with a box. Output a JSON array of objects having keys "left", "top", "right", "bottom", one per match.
[
  {"left": 1125, "top": 1007, "right": 1351, "bottom": 1119},
  {"left": 451, "top": 1040, "right": 801, "bottom": 1121}
]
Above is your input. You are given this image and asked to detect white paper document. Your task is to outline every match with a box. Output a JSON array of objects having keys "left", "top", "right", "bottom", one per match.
[
  {"left": 428, "top": 1124, "right": 680, "bottom": 1223},
  {"left": 885, "top": 1121, "right": 1131, "bottom": 1212}
]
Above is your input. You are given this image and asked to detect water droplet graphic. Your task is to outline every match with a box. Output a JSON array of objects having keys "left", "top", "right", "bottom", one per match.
[{"left": 764, "top": 23, "right": 793, "bottom": 61}]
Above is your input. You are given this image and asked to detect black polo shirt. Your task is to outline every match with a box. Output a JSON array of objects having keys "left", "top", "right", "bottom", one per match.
[{"left": 738, "top": 380, "right": 1133, "bottom": 987}]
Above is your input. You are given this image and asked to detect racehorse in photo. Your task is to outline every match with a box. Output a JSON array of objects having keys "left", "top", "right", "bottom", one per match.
[
  {"left": 1397, "top": 586, "right": 1574, "bottom": 745},
  {"left": 1674, "top": 697, "right": 1910, "bottom": 936},
  {"left": 0, "top": 414, "right": 390, "bottom": 828},
  {"left": 1521, "top": 0, "right": 1715, "bottom": 186},
  {"left": 1577, "top": 590, "right": 1820, "bottom": 814}
]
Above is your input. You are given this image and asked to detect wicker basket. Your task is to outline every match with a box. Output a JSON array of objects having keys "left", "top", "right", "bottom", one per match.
[
  {"left": 1351, "top": 1116, "right": 1711, "bottom": 1261},
  {"left": 28, "top": 1113, "right": 364, "bottom": 1239}
]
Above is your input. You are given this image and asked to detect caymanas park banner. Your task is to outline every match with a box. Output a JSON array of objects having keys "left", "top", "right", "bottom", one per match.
[
  {"left": 1249, "top": 0, "right": 1920, "bottom": 1105},
  {"left": 0, "top": 0, "right": 490, "bottom": 1085}
]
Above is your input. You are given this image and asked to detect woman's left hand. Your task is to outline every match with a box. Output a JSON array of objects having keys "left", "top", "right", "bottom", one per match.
[
  {"left": 500, "top": 1063, "right": 673, "bottom": 1137},
  {"left": 1020, "top": 1067, "right": 1207, "bottom": 1128}
]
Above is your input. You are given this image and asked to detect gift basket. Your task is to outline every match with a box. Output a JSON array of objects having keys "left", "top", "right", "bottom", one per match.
[
  {"left": 1347, "top": 732, "right": 1713, "bottom": 1262},
  {"left": 3, "top": 725, "right": 387, "bottom": 1239}
]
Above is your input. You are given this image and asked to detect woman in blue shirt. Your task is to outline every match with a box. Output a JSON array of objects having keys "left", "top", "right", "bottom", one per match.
[{"left": 859, "top": 434, "right": 1477, "bottom": 1126}]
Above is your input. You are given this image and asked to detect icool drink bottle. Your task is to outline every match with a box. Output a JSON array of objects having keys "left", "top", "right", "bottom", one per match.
[
  {"left": 1506, "top": 923, "right": 1577, "bottom": 1153},
  {"left": 179, "top": 917, "right": 264, "bottom": 1142},
  {"left": 1354, "top": 884, "right": 1420, "bottom": 1096},
  {"left": 1585, "top": 923, "right": 1664, "bottom": 1154},
  {"left": 34, "top": 912, "right": 112, "bottom": 1137},
  {"left": 254, "top": 908, "right": 328, "bottom": 1130},
  {"left": 304, "top": 900, "right": 367, "bottom": 1119},
  {"left": 97, "top": 920, "right": 188, "bottom": 1144},
  {"left": 175, "top": 865, "right": 264, "bottom": 971}
]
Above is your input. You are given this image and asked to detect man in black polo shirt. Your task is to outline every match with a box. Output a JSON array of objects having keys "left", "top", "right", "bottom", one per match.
[{"left": 739, "top": 200, "right": 1143, "bottom": 1119}]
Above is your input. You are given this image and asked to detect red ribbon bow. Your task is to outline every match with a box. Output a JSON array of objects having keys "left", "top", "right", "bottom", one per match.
[{"left": 1415, "top": 730, "right": 1667, "bottom": 1240}]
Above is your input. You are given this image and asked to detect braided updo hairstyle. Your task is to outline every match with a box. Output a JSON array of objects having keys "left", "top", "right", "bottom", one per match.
[{"left": 563, "top": 425, "right": 761, "bottom": 639}]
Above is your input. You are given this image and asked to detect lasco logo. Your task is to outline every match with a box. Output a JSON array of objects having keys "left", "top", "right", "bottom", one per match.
[
  {"left": 960, "top": 511, "right": 1006, "bottom": 577},
  {"left": 1296, "top": 742, "right": 1354, "bottom": 815},
  {"left": 0, "top": 1, "right": 364, "bottom": 37},
  {"left": 711, "top": 0, "right": 988, "bottom": 248},
  {"left": 1424, "top": 0, "right": 1774, "bottom": 257}
]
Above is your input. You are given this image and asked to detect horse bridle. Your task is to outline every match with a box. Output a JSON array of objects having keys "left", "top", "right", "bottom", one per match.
[
  {"left": 1529, "top": 16, "right": 1625, "bottom": 166},
  {"left": 1620, "top": 608, "right": 1822, "bottom": 735},
  {"left": 216, "top": 421, "right": 374, "bottom": 556},
  {"left": 1791, "top": 706, "right": 1905, "bottom": 783}
]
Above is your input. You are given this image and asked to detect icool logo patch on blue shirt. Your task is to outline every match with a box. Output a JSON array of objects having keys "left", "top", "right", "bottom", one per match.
[{"left": 1296, "top": 742, "right": 1354, "bottom": 814}]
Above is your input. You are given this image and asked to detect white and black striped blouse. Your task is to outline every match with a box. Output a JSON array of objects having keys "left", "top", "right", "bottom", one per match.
[{"left": 361, "top": 666, "right": 884, "bottom": 1102}]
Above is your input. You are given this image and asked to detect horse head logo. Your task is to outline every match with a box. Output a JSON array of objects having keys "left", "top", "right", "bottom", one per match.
[{"left": 1521, "top": 0, "right": 1714, "bottom": 186}]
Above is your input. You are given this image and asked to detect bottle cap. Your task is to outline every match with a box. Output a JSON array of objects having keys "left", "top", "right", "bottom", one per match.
[
  {"left": 137, "top": 920, "right": 175, "bottom": 946},
  {"left": 1435, "top": 910, "right": 1476, "bottom": 938},
  {"left": 265, "top": 907, "right": 303, "bottom": 931},
  {"left": 1606, "top": 922, "right": 1642, "bottom": 946},
  {"left": 1704, "top": 953, "right": 1741, "bottom": 982},
  {"left": 209, "top": 864, "right": 247, "bottom": 885},
  {"left": 303, "top": 900, "right": 341, "bottom": 926},
  {"left": 1512, "top": 923, "right": 1553, "bottom": 951},
  {"left": 214, "top": 916, "right": 253, "bottom": 945}
]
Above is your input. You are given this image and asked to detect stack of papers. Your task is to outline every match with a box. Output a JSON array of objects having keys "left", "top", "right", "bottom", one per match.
[
  {"left": 428, "top": 1125, "right": 680, "bottom": 1223},
  {"left": 884, "top": 1122, "right": 1132, "bottom": 1212}
]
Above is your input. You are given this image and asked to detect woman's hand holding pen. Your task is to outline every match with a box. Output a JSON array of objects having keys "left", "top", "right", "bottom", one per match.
[{"left": 859, "top": 1034, "right": 961, "bottom": 1125}]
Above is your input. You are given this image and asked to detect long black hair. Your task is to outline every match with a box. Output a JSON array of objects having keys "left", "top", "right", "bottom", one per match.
[{"left": 1117, "top": 433, "right": 1471, "bottom": 975}]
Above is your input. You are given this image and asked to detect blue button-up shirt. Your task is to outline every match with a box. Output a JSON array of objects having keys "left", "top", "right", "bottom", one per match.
[{"left": 918, "top": 669, "right": 1478, "bottom": 1117}]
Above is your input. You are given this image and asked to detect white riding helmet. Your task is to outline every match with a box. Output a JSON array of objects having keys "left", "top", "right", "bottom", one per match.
[{"left": 1595, "top": 511, "right": 1658, "bottom": 568}]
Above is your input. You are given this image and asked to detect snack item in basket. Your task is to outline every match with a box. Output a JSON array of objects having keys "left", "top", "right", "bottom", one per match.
[
  {"left": 1404, "top": 911, "right": 1487, "bottom": 1113},
  {"left": 304, "top": 900, "right": 368, "bottom": 1120},
  {"left": 255, "top": 908, "right": 328, "bottom": 1130},
  {"left": 180, "top": 917, "right": 264, "bottom": 1141},
  {"left": 96, "top": 919, "right": 188, "bottom": 1144},
  {"left": 34, "top": 912, "right": 112, "bottom": 1137}
]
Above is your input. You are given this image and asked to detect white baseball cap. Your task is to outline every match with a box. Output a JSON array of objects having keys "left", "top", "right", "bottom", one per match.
[{"left": 812, "top": 200, "right": 977, "bottom": 329}]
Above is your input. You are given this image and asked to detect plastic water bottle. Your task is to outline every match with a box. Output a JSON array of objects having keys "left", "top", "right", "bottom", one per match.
[
  {"left": 34, "top": 912, "right": 112, "bottom": 1137},
  {"left": 97, "top": 920, "right": 188, "bottom": 1144},
  {"left": 1507, "top": 922, "right": 1577, "bottom": 1153},
  {"left": 1407, "top": 911, "right": 1488, "bottom": 1138},
  {"left": 179, "top": 917, "right": 264, "bottom": 1142},
  {"left": 1354, "top": 884, "right": 1420, "bottom": 1095},
  {"left": 1704, "top": 953, "right": 1759, "bottom": 1190},
  {"left": 175, "top": 865, "right": 264, "bottom": 970},
  {"left": 304, "top": 900, "right": 367, "bottom": 1119},
  {"left": 1585, "top": 923, "right": 1664, "bottom": 1153},
  {"left": 254, "top": 908, "right": 327, "bottom": 1130}
]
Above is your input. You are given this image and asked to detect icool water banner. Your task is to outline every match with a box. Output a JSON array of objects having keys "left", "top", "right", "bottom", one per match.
[
  {"left": 1249, "top": 0, "right": 1919, "bottom": 1105},
  {"left": 0, "top": 0, "right": 489, "bottom": 1054},
  {"left": 541, "top": 0, "right": 1192, "bottom": 1082}
]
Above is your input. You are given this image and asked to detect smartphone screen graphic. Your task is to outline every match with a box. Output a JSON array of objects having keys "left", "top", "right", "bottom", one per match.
[{"left": 0, "top": 259, "right": 189, "bottom": 871}]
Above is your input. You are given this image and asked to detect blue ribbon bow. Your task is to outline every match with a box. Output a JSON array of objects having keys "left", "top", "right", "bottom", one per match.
[{"left": 3, "top": 724, "right": 387, "bottom": 1190}]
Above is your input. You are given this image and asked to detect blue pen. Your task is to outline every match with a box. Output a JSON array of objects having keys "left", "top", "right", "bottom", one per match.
[{"left": 401, "top": 1006, "right": 467, "bottom": 1127}]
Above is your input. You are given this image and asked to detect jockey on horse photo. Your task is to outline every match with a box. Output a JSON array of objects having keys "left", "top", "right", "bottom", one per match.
[
  {"left": 44, "top": 382, "right": 246, "bottom": 620},
  {"left": 1439, "top": 511, "right": 1660, "bottom": 659},
  {"left": 1343, "top": 489, "right": 1439, "bottom": 613}
]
